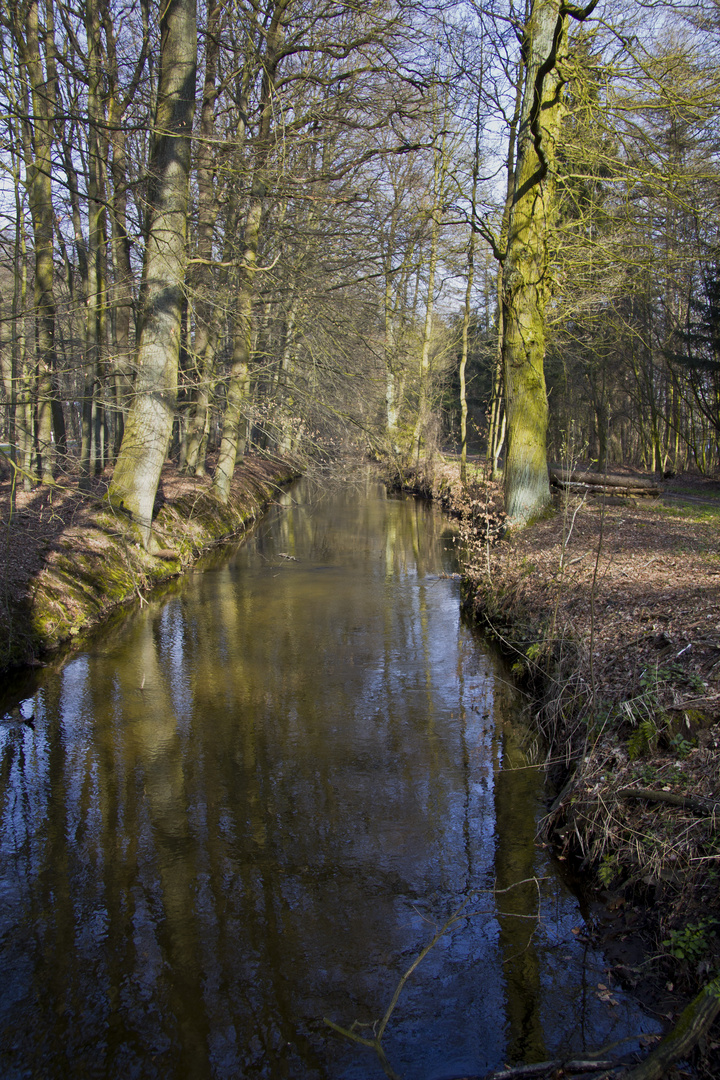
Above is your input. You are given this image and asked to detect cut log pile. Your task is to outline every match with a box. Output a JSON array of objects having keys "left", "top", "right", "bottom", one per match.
[{"left": 549, "top": 467, "right": 661, "bottom": 498}]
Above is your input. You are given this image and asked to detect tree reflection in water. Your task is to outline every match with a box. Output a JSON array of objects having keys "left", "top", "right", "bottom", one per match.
[{"left": 0, "top": 477, "right": 659, "bottom": 1079}]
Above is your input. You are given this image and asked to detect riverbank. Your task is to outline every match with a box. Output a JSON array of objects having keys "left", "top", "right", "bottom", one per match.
[
  {"left": 394, "top": 457, "right": 720, "bottom": 1076},
  {"left": 0, "top": 453, "right": 300, "bottom": 672}
]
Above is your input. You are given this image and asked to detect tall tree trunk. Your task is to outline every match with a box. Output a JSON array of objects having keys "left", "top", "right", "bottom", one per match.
[
  {"left": 102, "top": 0, "right": 149, "bottom": 457},
  {"left": 501, "top": 0, "right": 569, "bottom": 524},
  {"left": 460, "top": 89, "right": 482, "bottom": 485},
  {"left": 502, "top": 0, "right": 597, "bottom": 523},
  {"left": 488, "top": 338, "right": 505, "bottom": 477},
  {"left": 275, "top": 291, "right": 299, "bottom": 454},
  {"left": 7, "top": 83, "right": 25, "bottom": 478},
  {"left": 213, "top": 235, "right": 257, "bottom": 502},
  {"left": 413, "top": 114, "right": 448, "bottom": 466},
  {"left": 3, "top": 23, "right": 37, "bottom": 488},
  {"left": 78, "top": 0, "right": 108, "bottom": 483},
  {"left": 460, "top": 245, "right": 474, "bottom": 485},
  {"left": 109, "top": 0, "right": 197, "bottom": 546},
  {"left": 184, "top": 0, "right": 228, "bottom": 475},
  {"left": 381, "top": 201, "right": 414, "bottom": 457},
  {"left": 213, "top": 0, "right": 288, "bottom": 503},
  {"left": 484, "top": 50, "right": 524, "bottom": 483},
  {"left": 385, "top": 274, "right": 400, "bottom": 453},
  {"left": 19, "top": 0, "right": 59, "bottom": 483}
]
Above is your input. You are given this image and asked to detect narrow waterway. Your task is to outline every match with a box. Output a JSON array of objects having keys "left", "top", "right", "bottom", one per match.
[{"left": 0, "top": 475, "right": 657, "bottom": 1079}]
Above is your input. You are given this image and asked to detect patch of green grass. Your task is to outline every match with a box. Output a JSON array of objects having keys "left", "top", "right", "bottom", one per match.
[
  {"left": 649, "top": 499, "right": 720, "bottom": 523},
  {"left": 667, "top": 483, "right": 720, "bottom": 500},
  {"left": 641, "top": 663, "right": 705, "bottom": 695}
]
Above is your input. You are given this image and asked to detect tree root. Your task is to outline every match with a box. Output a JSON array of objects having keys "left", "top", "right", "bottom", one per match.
[{"left": 621, "top": 976, "right": 720, "bottom": 1080}]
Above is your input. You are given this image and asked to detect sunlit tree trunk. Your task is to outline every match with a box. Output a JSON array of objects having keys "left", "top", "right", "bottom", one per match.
[
  {"left": 479, "top": 49, "right": 524, "bottom": 484},
  {"left": 106, "top": 128, "right": 134, "bottom": 458},
  {"left": 488, "top": 335, "right": 506, "bottom": 477},
  {"left": 380, "top": 184, "right": 417, "bottom": 457},
  {"left": 183, "top": 0, "right": 219, "bottom": 471},
  {"left": 213, "top": 0, "right": 288, "bottom": 503},
  {"left": 413, "top": 107, "right": 448, "bottom": 465},
  {"left": 2, "top": 46, "right": 27, "bottom": 481},
  {"left": 101, "top": 0, "right": 148, "bottom": 458},
  {"left": 79, "top": 0, "right": 108, "bottom": 483},
  {"left": 109, "top": 0, "right": 197, "bottom": 546},
  {"left": 460, "top": 90, "right": 483, "bottom": 485},
  {"left": 275, "top": 292, "right": 299, "bottom": 454},
  {"left": 501, "top": 0, "right": 597, "bottom": 522},
  {"left": 185, "top": 0, "right": 236, "bottom": 476},
  {"left": 15, "top": 201, "right": 33, "bottom": 487},
  {"left": 501, "top": 0, "right": 571, "bottom": 523},
  {"left": 385, "top": 276, "right": 401, "bottom": 452},
  {"left": 213, "top": 200, "right": 260, "bottom": 503},
  {"left": 18, "top": 0, "right": 59, "bottom": 483}
]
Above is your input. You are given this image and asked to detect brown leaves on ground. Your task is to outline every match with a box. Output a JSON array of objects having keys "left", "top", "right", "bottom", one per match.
[
  {"left": 438, "top": 465, "right": 720, "bottom": 1035},
  {"left": 474, "top": 481, "right": 720, "bottom": 713}
]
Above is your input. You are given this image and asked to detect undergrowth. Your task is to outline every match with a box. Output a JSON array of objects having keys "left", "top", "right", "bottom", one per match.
[{"left": 451, "top": 465, "right": 720, "bottom": 1026}]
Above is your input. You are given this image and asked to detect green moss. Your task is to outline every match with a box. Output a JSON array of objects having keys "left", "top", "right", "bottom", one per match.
[{"left": 1, "top": 459, "right": 300, "bottom": 669}]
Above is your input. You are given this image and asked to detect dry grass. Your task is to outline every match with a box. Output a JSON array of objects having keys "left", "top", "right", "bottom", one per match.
[{"left": 406, "top": 458, "right": 720, "bottom": 1070}]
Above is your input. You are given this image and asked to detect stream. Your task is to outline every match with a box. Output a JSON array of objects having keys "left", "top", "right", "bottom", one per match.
[{"left": 0, "top": 474, "right": 659, "bottom": 1078}]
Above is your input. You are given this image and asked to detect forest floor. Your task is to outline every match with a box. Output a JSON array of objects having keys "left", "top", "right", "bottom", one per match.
[
  {"left": 0, "top": 453, "right": 299, "bottom": 672},
  {"left": 399, "top": 457, "right": 720, "bottom": 1077}
]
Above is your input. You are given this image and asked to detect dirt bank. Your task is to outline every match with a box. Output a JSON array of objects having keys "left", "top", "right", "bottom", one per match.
[
  {"left": 0, "top": 454, "right": 300, "bottom": 672},
  {"left": 394, "top": 458, "right": 720, "bottom": 1076}
]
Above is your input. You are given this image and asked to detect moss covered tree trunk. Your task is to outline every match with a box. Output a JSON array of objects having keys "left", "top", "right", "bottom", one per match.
[
  {"left": 501, "top": 0, "right": 568, "bottom": 525},
  {"left": 108, "top": 0, "right": 196, "bottom": 546}
]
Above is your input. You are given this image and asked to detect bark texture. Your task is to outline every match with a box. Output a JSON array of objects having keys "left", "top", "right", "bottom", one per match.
[
  {"left": 624, "top": 977, "right": 720, "bottom": 1080},
  {"left": 502, "top": 0, "right": 567, "bottom": 524},
  {"left": 21, "top": 0, "right": 59, "bottom": 483},
  {"left": 109, "top": 0, "right": 197, "bottom": 545},
  {"left": 213, "top": 0, "right": 288, "bottom": 503}
]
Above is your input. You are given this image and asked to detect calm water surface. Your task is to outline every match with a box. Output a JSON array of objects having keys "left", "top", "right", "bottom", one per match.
[{"left": 0, "top": 476, "right": 658, "bottom": 1078}]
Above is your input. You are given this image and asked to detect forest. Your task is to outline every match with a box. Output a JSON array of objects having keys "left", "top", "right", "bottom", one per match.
[
  {"left": 1, "top": 3, "right": 720, "bottom": 1076},
  {"left": 1, "top": 0, "right": 719, "bottom": 536}
]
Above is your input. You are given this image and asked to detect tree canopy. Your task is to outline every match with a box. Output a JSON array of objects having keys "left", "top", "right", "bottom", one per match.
[{"left": 1, "top": 0, "right": 719, "bottom": 536}]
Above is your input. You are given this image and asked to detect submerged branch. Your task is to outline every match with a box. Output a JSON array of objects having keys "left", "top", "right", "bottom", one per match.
[
  {"left": 474, "top": 1059, "right": 615, "bottom": 1079},
  {"left": 324, "top": 879, "right": 545, "bottom": 1077}
]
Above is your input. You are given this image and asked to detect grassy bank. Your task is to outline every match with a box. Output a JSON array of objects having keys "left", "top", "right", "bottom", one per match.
[
  {"left": 395, "top": 457, "right": 720, "bottom": 1074},
  {"left": 0, "top": 454, "right": 300, "bottom": 672}
]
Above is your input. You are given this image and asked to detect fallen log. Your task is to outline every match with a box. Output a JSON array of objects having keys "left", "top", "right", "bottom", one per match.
[
  {"left": 549, "top": 468, "right": 660, "bottom": 497},
  {"left": 549, "top": 467, "right": 659, "bottom": 489},
  {"left": 617, "top": 786, "right": 720, "bottom": 816},
  {"left": 553, "top": 482, "right": 660, "bottom": 498},
  {"left": 622, "top": 976, "right": 720, "bottom": 1080}
]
